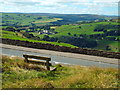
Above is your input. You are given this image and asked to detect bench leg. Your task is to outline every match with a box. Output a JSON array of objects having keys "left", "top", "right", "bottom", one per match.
[
  {"left": 24, "top": 57, "right": 28, "bottom": 63},
  {"left": 46, "top": 61, "right": 50, "bottom": 70}
]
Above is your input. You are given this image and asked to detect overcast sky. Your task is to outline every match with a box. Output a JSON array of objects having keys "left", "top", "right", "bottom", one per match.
[{"left": 0, "top": 0, "right": 119, "bottom": 15}]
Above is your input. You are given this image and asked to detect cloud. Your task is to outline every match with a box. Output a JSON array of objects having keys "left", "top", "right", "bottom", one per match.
[
  {"left": 14, "top": 2, "right": 39, "bottom": 6},
  {"left": 93, "top": 0, "right": 119, "bottom": 3},
  {"left": 0, "top": 0, "right": 118, "bottom": 15},
  {"left": 1, "top": 0, "right": 41, "bottom": 6},
  {"left": 1, "top": 0, "right": 90, "bottom": 7}
]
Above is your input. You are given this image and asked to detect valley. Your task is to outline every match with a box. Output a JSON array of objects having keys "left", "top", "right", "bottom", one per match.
[{"left": 1, "top": 12, "right": 119, "bottom": 52}]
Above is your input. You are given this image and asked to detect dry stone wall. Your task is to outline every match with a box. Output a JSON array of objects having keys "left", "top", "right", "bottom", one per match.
[{"left": 1, "top": 38, "right": 120, "bottom": 59}]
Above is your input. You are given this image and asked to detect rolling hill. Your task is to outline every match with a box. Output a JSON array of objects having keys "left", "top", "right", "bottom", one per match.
[{"left": 1, "top": 12, "right": 119, "bottom": 52}]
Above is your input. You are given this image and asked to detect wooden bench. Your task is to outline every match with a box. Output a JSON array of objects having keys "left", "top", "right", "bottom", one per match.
[{"left": 23, "top": 54, "right": 52, "bottom": 70}]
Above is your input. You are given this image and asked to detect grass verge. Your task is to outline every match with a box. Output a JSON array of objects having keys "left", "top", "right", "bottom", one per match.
[{"left": 2, "top": 55, "right": 119, "bottom": 88}]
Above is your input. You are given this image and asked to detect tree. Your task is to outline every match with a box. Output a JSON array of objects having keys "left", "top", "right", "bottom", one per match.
[
  {"left": 106, "top": 45, "right": 111, "bottom": 50},
  {"left": 34, "top": 36, "right": 41, "bottom": 40},
  {"left": 50, "top": 37, "right": 58, "bottom": 42},
  {"left": 5, "top": 26, "right": 16, "bottom": 32},
  {"left": 103, "top": 30, "right": 107, "bottom": 33},
  {"left": 57, "top": 40, "right": 61, "bottom": 43},
  {"left": 74, "top": 34, "right": 77, "bottom": 37},
  {"left": 42, "top": 35, "right": 50, "bottom": 41},
  {"left": 79, "top": 26, "right": 81, "bottom": 28},
  {"left": 68, "top": 32, "right": 71, "bottom": 35},
  {"left": 23, "top": 32, "right": 29, "bottom": 38}
]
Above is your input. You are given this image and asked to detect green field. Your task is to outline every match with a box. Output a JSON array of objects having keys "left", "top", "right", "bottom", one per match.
[
  {"left": 0, "top": 30, "right": 77, "bottom": 48},
  {"left": 32, "top": 21, "right": 119, "bottom": 52},
  {"left": 48, "top": 22, "right": 118, "bottom": 37},
  {"left": 33, "top": 17, "right": 62, "bottom": 25},
  {"left": 1, "top": 13, "right": 62, "bottom": 26},
  {"left": 2, "top": 55, "right": 119, "bottom": 88},
  {"left": 93, "top": 40, "right": 119, "bottom": 52},
  {"left": 49, "top": 24, "right": 101, "bottom": 37}
]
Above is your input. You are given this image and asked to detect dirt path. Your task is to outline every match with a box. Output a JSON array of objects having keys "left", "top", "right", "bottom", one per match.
[{"left": 0, "top": 43, "right": 119, "bottom": 65}]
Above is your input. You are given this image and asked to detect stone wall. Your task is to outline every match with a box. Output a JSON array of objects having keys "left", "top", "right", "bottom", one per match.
[{"left": 1, "top": 38, "right": 120, "bottom": 59}]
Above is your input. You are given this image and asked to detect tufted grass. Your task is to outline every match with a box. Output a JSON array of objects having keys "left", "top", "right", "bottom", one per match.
[{"left": 2, "top": 55, "right": 119, "bottom": 88}]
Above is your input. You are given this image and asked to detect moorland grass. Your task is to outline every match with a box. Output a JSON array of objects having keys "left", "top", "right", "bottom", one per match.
[{"left": 2, "top": 55, "right": 119, "bottom": 88}]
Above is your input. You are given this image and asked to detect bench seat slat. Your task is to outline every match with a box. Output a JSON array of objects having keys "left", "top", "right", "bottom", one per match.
[{"left": 27, "top": 60, "right": 52, "bottom": 66}]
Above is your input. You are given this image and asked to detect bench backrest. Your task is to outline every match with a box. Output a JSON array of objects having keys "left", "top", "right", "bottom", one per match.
[
  {"left": 23, "top": 54, "right": 51, "bottom": 61},
  {"left": 23, "top": 54, "right": 51, "bottom": 70}
]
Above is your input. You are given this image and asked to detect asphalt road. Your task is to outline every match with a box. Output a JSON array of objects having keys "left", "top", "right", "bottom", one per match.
[{"left": 0, "top": 43, "right": 119, "bottom": 65}]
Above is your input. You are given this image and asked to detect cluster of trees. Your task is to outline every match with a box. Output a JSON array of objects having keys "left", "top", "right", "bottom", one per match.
[
  {"left": 104, "top": 30, "right": 119, "bottom": 36},
  {"left": 2, "top": 26, "right": 18, "bottom": 32},
  {"left": 58, "top": 36, "right": 97, "bottom": 48},
  {"left": 89, "top": 34, "right": 119, "bottom": 41},
  {"left": 94, "top": 25, "right": 119, "bottom": 32},
  {"left": 92, "top": 24, "right": 120, "bottom": 41},
  {"left": 23, "top": 32, "right": 41, "bottom": 40},
  {"left": 42, "top": 35, "right": 97, "bottom": 48},
  {"left": 42, "top": 35, "right": 58, "bottom": 42}
]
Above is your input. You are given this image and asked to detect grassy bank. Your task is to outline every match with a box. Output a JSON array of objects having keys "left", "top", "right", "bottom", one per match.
[
  {"left": 0, "top": 30, "right": 77, "bottom": 48},
  {"left": 2, "top": 55, "right": 119, "bottom": 88}
]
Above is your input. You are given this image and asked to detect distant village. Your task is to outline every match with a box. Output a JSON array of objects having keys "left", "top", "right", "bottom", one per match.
[{"left": 39, "top": 30, "right": 54, "bottom": 35}]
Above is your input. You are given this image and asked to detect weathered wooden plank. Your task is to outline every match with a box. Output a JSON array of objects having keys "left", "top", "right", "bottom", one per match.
[
  {"left": 27, "top": 59, "right": 52, "bottom": 66},
  {"left": 23, "top": 54, "right": 51, "bottom": 61}
]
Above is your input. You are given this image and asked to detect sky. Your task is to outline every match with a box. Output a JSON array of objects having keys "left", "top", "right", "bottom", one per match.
[{"left": 0, "top": 0, "right": 119, "bottom": 16}]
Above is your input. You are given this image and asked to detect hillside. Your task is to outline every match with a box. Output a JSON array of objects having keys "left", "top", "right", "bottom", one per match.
[
  {"left": 1, "top": 12, "right": 117, "bottom": 26},
  {"left": 1, "top": 12, "right": 119, "bottom": 52},
  {"left": 31, "top": 22, "right": 120, "bottom": 52},
  {"left": 1, "top": 13, "right": 62, "bottom": 26},
  {"left": 0, "top": 30, "right": 77, "bottom": 48}
]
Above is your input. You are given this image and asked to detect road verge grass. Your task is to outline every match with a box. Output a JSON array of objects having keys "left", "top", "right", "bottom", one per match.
[{"left": 2, "top": 55, "right": 119, "bottom": 88}]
